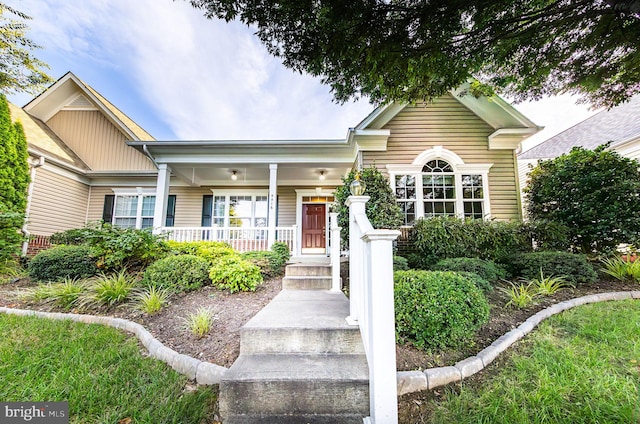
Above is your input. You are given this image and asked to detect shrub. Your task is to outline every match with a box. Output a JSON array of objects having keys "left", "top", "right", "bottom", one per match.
[
  {"left": 456, "top": 271, "right": 492, "bottom": 292},
  {"left": 84, "top": 270, "right": 136, "bottom": 308},
  {"left": 526, "top": 145, "right": 640, "bottom": 254},
  {"left": 194, "top": 244, "right": 237, "bottom": 264},
  {"left": 209, "top": 255, "right": 263, "bottom": 293},
  {"left": 334, "top": 166, "right": 403, "bottom": 248},
  {"left": 394, "top": 270, "right": 490, "bottom": 351},
  {"left": 241, "top": 251, "right": 283, "bottom": 279},
  {"left": 49, "top": 225, "right": 167, "bottom": 271},
  {"left": 508, "top": 251, "right": 597, "bottom": 285},
  {"left": 142, "top": 254, "right": 210, "bottom": 293},
  {"left": 271, "top": 241, "right": 291, "bottom": 266},
  {"left": 393, "top": 255, "right": 409, "bottom": 271},
  {"left": 431, "top": 257, "right": 507, "bottom": 283},
  {"left": 28, "top": 245, "right": 99, "bottom": 282},
  {"left": 164, "top": 240, "right": 233, "bottom": 256}
]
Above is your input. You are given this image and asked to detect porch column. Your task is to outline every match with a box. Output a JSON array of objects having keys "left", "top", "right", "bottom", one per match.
[
  {"left": 267, "top": 163, "right": 278, "bottom": 248},
  {"left": 152, "top": 163, "right": 171, "bottom": 234}
]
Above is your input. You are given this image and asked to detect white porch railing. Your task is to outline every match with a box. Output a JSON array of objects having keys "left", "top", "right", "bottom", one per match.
[
  {"left": 159, "top": 226, "right": 297, "bottom": 253},
  {"left": 346, "top": 196, "right": 400, "bottom": 424}
]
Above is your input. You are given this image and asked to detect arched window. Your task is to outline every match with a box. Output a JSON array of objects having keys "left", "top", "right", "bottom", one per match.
[{"left": 388, "top": 147, "right": 492, "bottom": 224}]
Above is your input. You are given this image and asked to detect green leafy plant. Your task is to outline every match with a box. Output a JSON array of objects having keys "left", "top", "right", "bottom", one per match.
[
  {"left": 270, "top": 241, "right": 291, "bottom": 265},
  {"left": 526, "top": 145, "right": 640, "bottom": 254},
  {"left": 394, "top": 270, "right": 489, "bottom": 351},
  {"left": 431, "top": 257, "right": 507, "bottom": 283},
  {"left": 194, "top": 244, "right": 238, "bottom": 264},
  {"left": 0, "top": 257, "right": 24, "bottom": 284},
  {"left": 84, "top": 270, "right": 136, "bottom": 308},
  {"left": 164, "top": 240, "right": 233, "bottom": 256},
  {"left": 209, "top": 255, "right": 263, "bottom": 293},
  {"left": 530, "top": 270, "right": 572, "bottom": 295},
  {"left": 499, "top": 282, "right": 538, "bottom": 309},
  {"left": 241, "top": 250, "right": 286, "bottom": 279},
  {"left": 134, "top": 287, "right": 170, "bottom": 315},
  {"left": 601, "top": 256, "right": 640, "bottom": 283},
  {"left": 50, "top": 225, "right": 168, "bottom": 271},
  {"left": 334, "top": 166, "right": 403, "bottom": 248},
  {"left": 408, "top": 217, "right": 569, "bottom": 269},
  {"left": 183, "top": 307, "right": 216, "bottom": 338},
  {"left": 27, "top": 245, "right": 99, "bottom": 282},
  {"left": 142, "top": 254, "right": 210, "bottom": 293},
  {"left": 24, "top": 277, "right": 87, "bottom": 310},
  {"left": 508, "top": 251, "right": 597, "bottom": 285},
  {"left": 393, "top": 255, "right": 409, "bottom": 271}
]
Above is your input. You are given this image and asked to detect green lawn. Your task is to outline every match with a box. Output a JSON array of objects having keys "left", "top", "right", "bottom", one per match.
[
  {"left": 429, "top": 300, "right": 640, "bottom": 423},
  {"left": 0, "top": 314, "right": 217, "bottom": 424}
]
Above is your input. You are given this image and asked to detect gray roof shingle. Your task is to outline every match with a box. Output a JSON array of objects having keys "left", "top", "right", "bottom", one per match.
[{"left": 519, "top": 95, "right": 640, "bottom": 159}]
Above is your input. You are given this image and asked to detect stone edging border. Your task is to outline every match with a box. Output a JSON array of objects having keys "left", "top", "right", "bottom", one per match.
[
  {"left": 0, "top": 307, "right": 228, "bottom": 385},
  {"left": 396, "top": 290, "right": 640, "bottom": 396}
]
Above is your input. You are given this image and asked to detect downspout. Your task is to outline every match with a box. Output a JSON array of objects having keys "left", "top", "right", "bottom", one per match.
[
  {"left": 142, "top": 144, "right": 160, "bottom": 169},
  {"left": 21, "top": 155, "right": 45, "bottom": 256}
]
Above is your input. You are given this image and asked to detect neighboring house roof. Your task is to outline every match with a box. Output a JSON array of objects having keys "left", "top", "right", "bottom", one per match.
[
  {"left": 23, "top": 71, "right": 155, "bottom": 142},
  {"left": 519, "top": 95, "right": 640, "bottom": 160},
  {"left": 8, "top": 102, "right": 89, "bottom": 170}
]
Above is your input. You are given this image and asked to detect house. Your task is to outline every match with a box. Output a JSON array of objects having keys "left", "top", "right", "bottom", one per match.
[
  {"left": 12, "top": 72, "right": 541, "bottom": 257},
  {"left": 518, "top": 95, "right": 640, "bottom": 200}
]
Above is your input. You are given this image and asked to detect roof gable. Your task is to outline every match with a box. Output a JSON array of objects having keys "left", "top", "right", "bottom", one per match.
[
  {"left": 23, "top": 72, "right": 155, "bottom": 141},
  {"left": 519, "top": 95, "right": 640, "bottom": 160}
]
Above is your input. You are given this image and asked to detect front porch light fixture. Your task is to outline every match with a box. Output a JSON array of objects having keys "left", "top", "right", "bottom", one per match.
[
  {"left": 319, "top": 170, "right": 325, "bottom": 181},
  {"left": 231, "top": 170, "right": 238, "bottom": 181},
  {"left": 349, "top": 171, "right": 366, "bottom": 195}
]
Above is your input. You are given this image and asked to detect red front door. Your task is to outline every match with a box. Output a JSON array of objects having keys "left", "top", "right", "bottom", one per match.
[{"left": 302, "top": 204, "right": 326, "bottom": 251}]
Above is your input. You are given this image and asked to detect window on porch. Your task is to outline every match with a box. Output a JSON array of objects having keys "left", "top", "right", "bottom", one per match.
[{"left": 206, "top": 193, "right": 269, "bottom": 228}]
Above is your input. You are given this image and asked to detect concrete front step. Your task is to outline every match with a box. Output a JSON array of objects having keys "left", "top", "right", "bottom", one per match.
[
  {"left": 285, "top": 263, "right": 332, "bottom": 277},
  {"left": 240, "top": 290, "right": 363, "bottom": 355},
  {"left": 219, "top": 353, "right": 369, "bottom": 417},
  {"left": 282, "top": 276, "right": 332, "bottom": 290}
]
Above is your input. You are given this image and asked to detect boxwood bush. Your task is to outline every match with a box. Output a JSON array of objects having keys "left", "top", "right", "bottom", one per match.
[
  {"left": 241, "top": 251, "right": 282, "bottom": 279},
  {"left": 431, "top": 257, "right": 507, "bottom": 283},
  {"left": 508, "top": 251, "right": 597, "bottom": 285},
  {"left": 394, "top": 270, "right": 490, "bottom": 351},
  {"left": 28, "top": 245, "right": 99, "bottom": 282},
  {"left": 142, "top": 254, "right": 210, "bottom": 293},
  {"left": 209, "top": 255, "right": 263, "bottom": 293}
]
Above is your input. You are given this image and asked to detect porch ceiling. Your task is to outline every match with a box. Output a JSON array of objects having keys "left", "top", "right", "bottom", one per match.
[{"left": 170, "top": 162, "right": 351, "bottom": 187}]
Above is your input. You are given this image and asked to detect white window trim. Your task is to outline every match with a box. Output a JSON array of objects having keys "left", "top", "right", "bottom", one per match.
[
  {"left": 210, "top": 189, "right": 269, "bottom": 228},
  {"left": 387, "top": 147, "right": 493, "bottom": 221},
  {"left": 111, "top": 187, "right": 157, "bottom": 229}
]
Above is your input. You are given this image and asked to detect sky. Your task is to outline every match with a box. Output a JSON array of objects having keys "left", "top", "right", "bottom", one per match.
[{"left": 7, "top": 0, "right": 599, "bottom": 151}]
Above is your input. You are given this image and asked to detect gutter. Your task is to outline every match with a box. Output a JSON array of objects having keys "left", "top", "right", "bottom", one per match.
[
  {"left": 142, "top": 144, "right": 160, "bottom": 169},
  {"left": 21, "top": 155, "right": 45, "bottom": 256}
]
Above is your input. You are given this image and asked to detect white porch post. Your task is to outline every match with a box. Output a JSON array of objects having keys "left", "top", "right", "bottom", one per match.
[
  {"left": 345, "top": 195, "right": 369, "bottom": 325},
  {"left": 267, "top": 163, "right": 278, "bottom": 248},
  {"left": 329, "top": 212, "right": 341, "bottom": 292},
  {"left": 152, "top": 163, "right": 171, "bottom": 234}
]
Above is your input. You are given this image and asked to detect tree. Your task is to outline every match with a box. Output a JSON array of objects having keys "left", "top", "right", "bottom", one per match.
[
  {"left": 189, "top": 0, "right": 640, "bottom": 108},
  {"left": 334, "top": 166, "right": 403, "bottom": 248},
  {"left": 525, "top": 145, "right": 640, "bottom": 254},
  {"left": 0, "top": 2, "right": 51, "bottom": 95},
  {"left": 0, "top": 93, "right": 29, "bottom": 264}
]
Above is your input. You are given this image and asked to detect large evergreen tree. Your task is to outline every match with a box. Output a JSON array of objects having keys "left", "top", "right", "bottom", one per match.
[
  {"left": 525, "top": 145, "right": 640, "bottom": 254},
  {"left": 0, "top": 94, "right": 30, "bottom": 264},
  {"left": 189, "top": 0, "right": 640, "bottom": 108}
]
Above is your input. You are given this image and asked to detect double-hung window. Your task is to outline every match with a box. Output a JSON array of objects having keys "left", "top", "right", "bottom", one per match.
[
  {"left": 111, "top": 190, "right": 156, "bottom": 229},
  {"left": 389, "top": 148, "right": 492, "bottom": 223},
  {"left": 206, "top": 191, "right": 269, "bottom": 228}
]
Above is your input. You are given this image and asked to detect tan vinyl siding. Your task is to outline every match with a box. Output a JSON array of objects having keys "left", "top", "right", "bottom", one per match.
[
  {"left": 28, "top": 167, "right": 89, "bottom": 236},
  {"left": 363, "top": 95, "right": 521, "bottom": 220},
  {"left": 277, "top": 187, "right": 297, "bottom": 226},
  {"left": 170, "top": 187, "right": 213, "bottom": 227},
  {"left": 46, "top": 111, "right": 155, "bottom": 171}
]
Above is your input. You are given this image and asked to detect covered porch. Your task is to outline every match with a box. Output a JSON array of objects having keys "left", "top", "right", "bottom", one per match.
[{"left": 127, "top": 138, "right": 371, "bottom": 256}]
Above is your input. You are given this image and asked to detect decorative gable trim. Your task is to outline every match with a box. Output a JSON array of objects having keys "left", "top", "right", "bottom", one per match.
[{"left": 63, "top": 94, "right": 98, "bottom": 111}]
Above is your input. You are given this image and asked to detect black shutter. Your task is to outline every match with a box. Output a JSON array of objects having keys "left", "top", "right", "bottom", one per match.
[
  {"left": 102, "top": 195, "right": 115, "bottom": 225},
  {"left": 201, "top": 195, "right": 213, "bottom": 226},
  {"left": 165, "top": 195, "right": 176, "bottom": 227}
]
